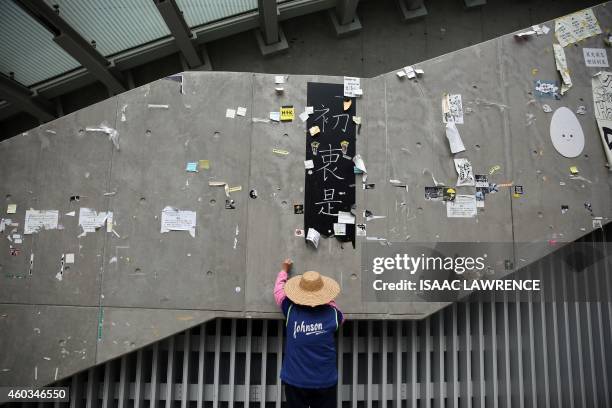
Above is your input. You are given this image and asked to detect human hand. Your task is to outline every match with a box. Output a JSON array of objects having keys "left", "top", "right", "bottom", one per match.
[{"left": 282, "top": 258, "right": 293, "bottom": 273}]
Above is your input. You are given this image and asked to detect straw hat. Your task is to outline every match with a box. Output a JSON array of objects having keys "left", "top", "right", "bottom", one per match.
[{"left": 284, "top": 271, "right": 340, "bottom": 307}]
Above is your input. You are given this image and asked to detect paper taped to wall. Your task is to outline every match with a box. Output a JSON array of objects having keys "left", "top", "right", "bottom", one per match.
[
  {"left": 555, "top": 8, "right": 601, "bottom": 47},
  {"left": 161, "top": 207, "right": 197, "bottom": 238},
  {"left": 24, "top": 210, "right": 59, "bottom": 235}
]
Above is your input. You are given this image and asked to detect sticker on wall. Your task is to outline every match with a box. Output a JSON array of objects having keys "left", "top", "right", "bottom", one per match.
[{"left": 550, "top": 107, "right": 585, "bottom": 158}]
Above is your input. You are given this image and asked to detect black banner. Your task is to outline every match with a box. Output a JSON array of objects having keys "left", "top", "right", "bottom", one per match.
[{"left": 305, "top": 82, "right": 357, "bottom": 246}]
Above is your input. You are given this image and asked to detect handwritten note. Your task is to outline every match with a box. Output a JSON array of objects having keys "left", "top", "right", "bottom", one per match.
[
  {"left": 555, "top": 8, "right": 601, "bottom": 47},
  {"left": 306, "top": 228, "right": 321, "bottom": 248},
  {"left": 343, "top": 77, "right": 361, "bottom": 97},
  {"left": 160, "top": 207, "right": 197, "bottom": 238},
  {"left": 78, "top": 208, "right": 113, "bottom": 236},
  {"left": 447, "top": 195, "right": 477, "bottom": 218},
  {"left": 442, "top": 94, "right": 464, "bottom": 124},
  {"left": 24, "top": 210, "right": 59, "bottom": 234}
]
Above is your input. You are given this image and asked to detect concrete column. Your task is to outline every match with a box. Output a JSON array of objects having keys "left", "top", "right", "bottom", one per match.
[
  {"left": 255, "top": 0, "right": 288, "bottom": 56},
  {"left": 397, "top": 0, "right": 427, "bottom": 21},
  {"left": 330, "top": 0, "right": 362, "bottom": 37}
]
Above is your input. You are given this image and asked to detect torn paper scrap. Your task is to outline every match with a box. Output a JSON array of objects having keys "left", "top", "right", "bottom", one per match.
[
  {"left": 209, "top": 181, "right": 230, "bottom": 197},
  {"left": 299, "top": 111, "right": 309, "bottom": 122},
  {"left": 515, "top": 29, "right": 537, "bottom": 39},
  {"left": 160, "top": 207, "right": 197, "bottom": 238},
  {"left": 403, "top": 66, "right": 416, "bottom": 79},
  {"left": 454, "top": 158, "right": 475, "bottom": 186},
  {"left": 147, "top": 104, "right": 169, "bottom": 109},
  {"left": 274, "top": 75, "right": 285, "bottom": 84},
  {"left": 553, "top": 44, "right": 572, "bottom": 95},
  {"left": 333, "top": 223, "right": 346, "bottom": 236},
  {"left": 85, "top": 123, "right": 120, "bottom": 150},
  {"left": 396, "top": 70, "right": 406, "bottom": 78},
  {"left": 236, "top": 107, "right": 247, "bottom": 116},
  {"left": 595, "top": 118, "right": 612, "bottom": 168},
  {"left": 447, "top": 195, "right": 477, "bottom": 218},
  {"left": 445, "top": 122, "right": 465, "bottom": 154},
  {"left": 353, "top": 154, "right": 367, "bottom": 174},
  {"left": 543, "top": 104, "right": 552, "bottom": 113},
  {"left": 576, "top": 106, "right": 586, "bottom": 115},
  {"left": 592, "top": 71, "right": 612, "bottom": 120},
  {"left": 24, "top": 210, "right": 59, "bottom": 235},
  {"left": 305, "top": 106, "right": 314, "bottom": 114},
  {"left": 583, "top": 48, "right": 609, "bottom": 68},
  {"left": 343, "top": 76, "right": 361, "bottom": 97},
  {"left": 270, "top": 112, "right": 280, "bottom": 122},
  {"left": 78, "top": 208, "right": 113, "bottom": 236},
  {"left": 338, "top": 211, "right": 355, "bottom": 225},
  {"left": 442, "top": 94, "right": 464, "bottom": 124},
  {"left": 555, "top": 8, "right": 601, "bottom": 47},
  {"left": 304, "top": 160, "right": 314, "bottom": 169},
  {"left": 306, "top": 228, "right": 320, "bottom": 248}
]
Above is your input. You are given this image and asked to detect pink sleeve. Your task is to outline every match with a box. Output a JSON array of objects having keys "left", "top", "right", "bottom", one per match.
[
  {"left": 274, "top": 270, "right": 288, "bottom": 306},
  {"left": 327, "top": 300, "right": 344, "bottom": 325}
]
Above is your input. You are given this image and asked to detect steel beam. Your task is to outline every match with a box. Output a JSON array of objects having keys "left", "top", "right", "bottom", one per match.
[
  {"left": 154, "top": 0, "right": 204, "bottom": 69},
  {"left": 15, "top": 0, "right": 126, "bottom": 94},
  {"left": 0, "top": 74, "right": 56, "bottom": 122}
]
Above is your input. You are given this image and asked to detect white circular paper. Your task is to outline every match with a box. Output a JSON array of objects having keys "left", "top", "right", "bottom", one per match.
[{"left": 550, "top": 107, "right": 585, "bottom": 158}]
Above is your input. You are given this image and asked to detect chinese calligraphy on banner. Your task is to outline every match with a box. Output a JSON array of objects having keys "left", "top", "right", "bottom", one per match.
[{"left": 305, "top": 82, "right": 357, "bottom": 246}]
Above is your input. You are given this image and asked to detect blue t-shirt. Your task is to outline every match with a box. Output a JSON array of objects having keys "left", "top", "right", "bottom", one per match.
[{"left": 280, "top": 298, "right": 343, "bottom": 388}]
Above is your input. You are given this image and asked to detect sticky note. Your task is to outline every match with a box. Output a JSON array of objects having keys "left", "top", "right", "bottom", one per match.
[
  {"left": 305, "top": 106, "right": 314, "bottom": 114},
  {"left": 186, "top": 162, "right": 198, "bottom": 172},
  {"left": 396, "top": 70, "right": 407, "bottom": 78},
  {"left": 65, "top": 253, "right": 75, "bottom": 264},
  {"left": 198, "top": 160, "right": 210, "bottom": 170},
  {"left": 304, "top": 160, "right": 314, "bottom": 169},
  {"left": 280, "top": 106, "right": 295, "bottom": 122},
  {"left": 270, "top": 112, "right": 280, "bottom": 122},
  {"left": 226, "top": 108, "right": 236, "bottom": 118},
  {"left": 309, "top": 126, "right": 321, "bottom": 136},
  {"left": 569, "top": 166, "right": 579, "bottom": 174},
  {"left": 299, "top": 111, "right": 309, "bottom": 122},
  {"left": 272, "top": 148, "right": 289, "bottom": 155},
  {"left": 236, "top": 107, "right": 247, "bottom": 116},
  {"left": 275, "top": 75, "right": 285, "bottom": 84},
  {"left": 7, "top": 204, "right": 16, "bottom": 214}
]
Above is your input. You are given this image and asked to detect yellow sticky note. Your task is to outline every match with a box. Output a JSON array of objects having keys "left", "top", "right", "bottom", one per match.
[
  {"left": 280, "top": 106, "right": 295, "bottom": 122},
  {"left": 309, "top": 126, "right": 320, "bottom": 136},
  {"left": 228, "top": 186, "right": 242, "bottom": 193},
  {"left": 199, "top": 160, "right": 210, "bottom": 170},
  {"left": 7, "top": 204, "right": 16, "bottom": 214},
  {"left": 569, "top": 166, "right": 579, "bottom": 175},
  {"left": 272, "top": 148, "right": 289, "bottom": 155}
]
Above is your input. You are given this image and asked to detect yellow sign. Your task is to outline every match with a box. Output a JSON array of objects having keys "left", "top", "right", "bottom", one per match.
[{"left": 280, "top": 105, "right": 295, "bottom": 122}]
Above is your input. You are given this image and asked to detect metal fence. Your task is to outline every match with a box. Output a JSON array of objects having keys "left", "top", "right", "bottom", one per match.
[{"left": 4, "top": 224, "right": 612, "bottom": 408}]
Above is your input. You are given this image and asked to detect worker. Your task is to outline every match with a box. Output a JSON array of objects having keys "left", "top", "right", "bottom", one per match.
[{"left": 273, "top": 258, "right": 344, "bottom": 408}]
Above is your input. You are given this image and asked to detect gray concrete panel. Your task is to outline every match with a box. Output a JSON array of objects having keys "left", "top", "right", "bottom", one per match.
[
  {"left": 101, "top": 74, "right": 251, "bottom": 310},
  {"left": 0, "top": 304, "right": 97, "bottom": 388},
  {"left": 96, "top": 307, "right": 217, "bottom": 364},
  {"left": 0, "top": 131, "right": 41, "bottom": 296}
]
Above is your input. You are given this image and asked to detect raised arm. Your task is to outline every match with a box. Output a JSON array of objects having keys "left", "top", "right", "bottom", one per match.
[{"left": 273, "top": 258, "right": 293, "bottom": 306}]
